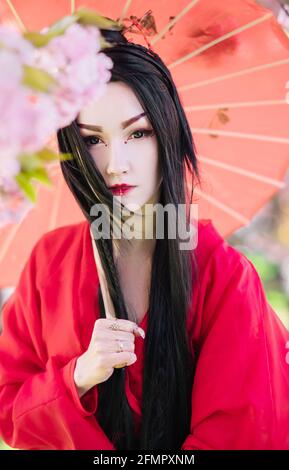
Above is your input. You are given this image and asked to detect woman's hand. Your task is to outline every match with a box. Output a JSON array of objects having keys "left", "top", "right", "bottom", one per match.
[{"left": 73, "top": 318, "right": 145, "bottom": 398}]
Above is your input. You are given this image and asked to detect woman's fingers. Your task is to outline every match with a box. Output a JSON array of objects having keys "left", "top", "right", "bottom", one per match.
[
  {"left": 94, "top": 339, "right": 135, "bottom": 353},
  {"left": 97, "top": 351, "right": 137, "bottom": 369},
  {"left": 74, "top": 319, "right": 144, "bottom": 394},
  {"left": 93, "top": 318, "right": 145, "bottom": 340}
]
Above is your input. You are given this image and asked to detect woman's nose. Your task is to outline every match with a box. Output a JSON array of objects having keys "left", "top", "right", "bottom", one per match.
[{"left": 106, "top": 141, "right": 129, "bottom": 176}]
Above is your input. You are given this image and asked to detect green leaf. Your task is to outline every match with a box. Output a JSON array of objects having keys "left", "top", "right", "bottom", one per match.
[
  {"left": 15, "top": 173, "right": 37, "bottom": 203},
  {"left": 22, "top": 65, "right": 56, "bottom": 92},
  {"left": 19, "top": 153, "right": 42, "bottom": 171},
  {"left": 36, "top": 148, "right": 60, "bottom": 162},
  {"left": 47, "top": 14, "right": 78, "bottom": 35},
  {"left": 36, "top": 148, "right": 72, "bottom": 162},
  {"left": 23, "top": 31, "right": 57, "bottom": 47},
  {"left": 24, "top": 15, "right": 78, "bottom": 46},
  {"left": 31, "top": 147, "right": 73, "bottom": 163},
  {"left": 99, "top": 37, "right": 115, "bottom": 50},
  {"left": 24, "top": 10, "right": 121, "bottom": 54},
  {"left": 20, "top": 150, "right": 73, "bottom": 173},
  {"left": 26, "top": 167, "right": 52, "bottom": 186},
  {"left": 75, "top": 9, "right": 122, "bottom": 30},
  {"left": 59, "top": 152, "right": 73, "bottom": 161}
]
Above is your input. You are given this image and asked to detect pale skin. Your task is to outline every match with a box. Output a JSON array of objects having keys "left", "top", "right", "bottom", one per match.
[{"left": 74, "top": 82, "right": 162, "bottom": 397}]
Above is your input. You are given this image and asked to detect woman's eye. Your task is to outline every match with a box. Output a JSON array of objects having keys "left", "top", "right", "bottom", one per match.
[
  {"left": 131, "top": 129, "right": 154, "bottom": 139},
  {"left": 83, "top": 129, "right": 154, "bottom": 147},
  {"left": 83, "top": 135, "right": 101, "bottom": 147}
]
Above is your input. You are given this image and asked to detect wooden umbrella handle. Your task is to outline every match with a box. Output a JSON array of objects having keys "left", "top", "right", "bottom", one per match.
[{"left": 89, "top": 228, "right": 127, "bottom": 369}]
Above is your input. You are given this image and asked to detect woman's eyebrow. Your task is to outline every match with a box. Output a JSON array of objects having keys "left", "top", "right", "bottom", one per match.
[{"left": 77, "top": 112, "right": 147, "bottom": 132}]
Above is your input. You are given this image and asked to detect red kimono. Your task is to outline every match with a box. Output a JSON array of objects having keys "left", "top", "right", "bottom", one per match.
[{"left": 0, "top": 218, "right": 289, "bottom": 450}]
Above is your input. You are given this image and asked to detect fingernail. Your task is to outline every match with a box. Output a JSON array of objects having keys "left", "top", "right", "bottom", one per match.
[{"left": 138, "top": 328, "right": 145, "bottom": 339}]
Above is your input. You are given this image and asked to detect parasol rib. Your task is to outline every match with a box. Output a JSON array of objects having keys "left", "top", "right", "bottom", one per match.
[
  {"left": 118, "top": 0, "right": 133, "bottom": 25},
  {"left": 198, "top": 156, "right": 286, "bottom": 188},
  {"left": 5, "top": 0, "right": 27, "bottom": 32},
  {"left": 191, "top": 128, "right": 289, "bottom": 144},
  {"left": 185, "top": 99, "right": 288, "bottom": 111},
  {"left": 151, "top": 0, "right": 200, "bottom": 45},
  {"left": 194, "top": 188, "right": 251, "bottom": 224},
  {"left": 179, "top": 59, "right": 289, "bottom": 91}
]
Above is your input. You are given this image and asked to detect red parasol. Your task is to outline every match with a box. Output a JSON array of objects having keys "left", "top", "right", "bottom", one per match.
[{"left": 0, "top": 0, "right": 289, "bottom": 287}]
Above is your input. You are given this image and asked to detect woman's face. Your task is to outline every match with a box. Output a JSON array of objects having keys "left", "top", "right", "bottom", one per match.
[{"left": 77, "top": 81, "right": 162, "bottom": 211}]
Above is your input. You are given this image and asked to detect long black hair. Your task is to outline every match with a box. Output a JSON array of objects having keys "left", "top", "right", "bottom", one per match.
[{"left": 57, "top": 24, "right": 202, "bottom": 450}]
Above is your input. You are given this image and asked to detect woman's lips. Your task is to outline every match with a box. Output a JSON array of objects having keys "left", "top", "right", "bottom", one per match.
[{"left": 109, "top": 185, "right": 136, "bottom": 196}]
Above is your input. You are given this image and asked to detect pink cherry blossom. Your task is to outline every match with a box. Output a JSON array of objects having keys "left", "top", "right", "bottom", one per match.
[
  {"left": 0, "top": 25, "right": 34, "bottom": 62},
  {"left": 0, "top": 150, "right": 20, "bottom": 182},
  {"left": 0, "top": 20, "right": 114, "bottom": 226},
  {"left": 0, "top": 50, "right": 23, "bottom": 86},
  {"left": 47, "top": 23, "right": 101, "bottom": 63}
]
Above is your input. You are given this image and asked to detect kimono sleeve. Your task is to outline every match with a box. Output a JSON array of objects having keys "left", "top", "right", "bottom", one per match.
[
  {"left": 0, "top": 241, "right": 115, "bottom": 450},
  {"left": 181, "top": 240, "right": 289, "bottom": 450}
]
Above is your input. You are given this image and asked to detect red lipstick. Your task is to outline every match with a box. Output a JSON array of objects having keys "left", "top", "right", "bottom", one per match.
[{"left": 109, "top": 184, "right": 136, "bottom": 196}]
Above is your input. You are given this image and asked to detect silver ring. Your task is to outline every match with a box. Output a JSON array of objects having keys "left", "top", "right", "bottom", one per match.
[
  {"left": 117, "top": 340, "right": 124, "bottom": 352},
  {"left": 109, "top": 320, "right": 120, "bottom": 331}
]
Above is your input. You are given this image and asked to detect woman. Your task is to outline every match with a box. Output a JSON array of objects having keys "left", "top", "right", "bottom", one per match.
[{"left": 0, "top": 27, "right": 289, "bottom": 451}]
